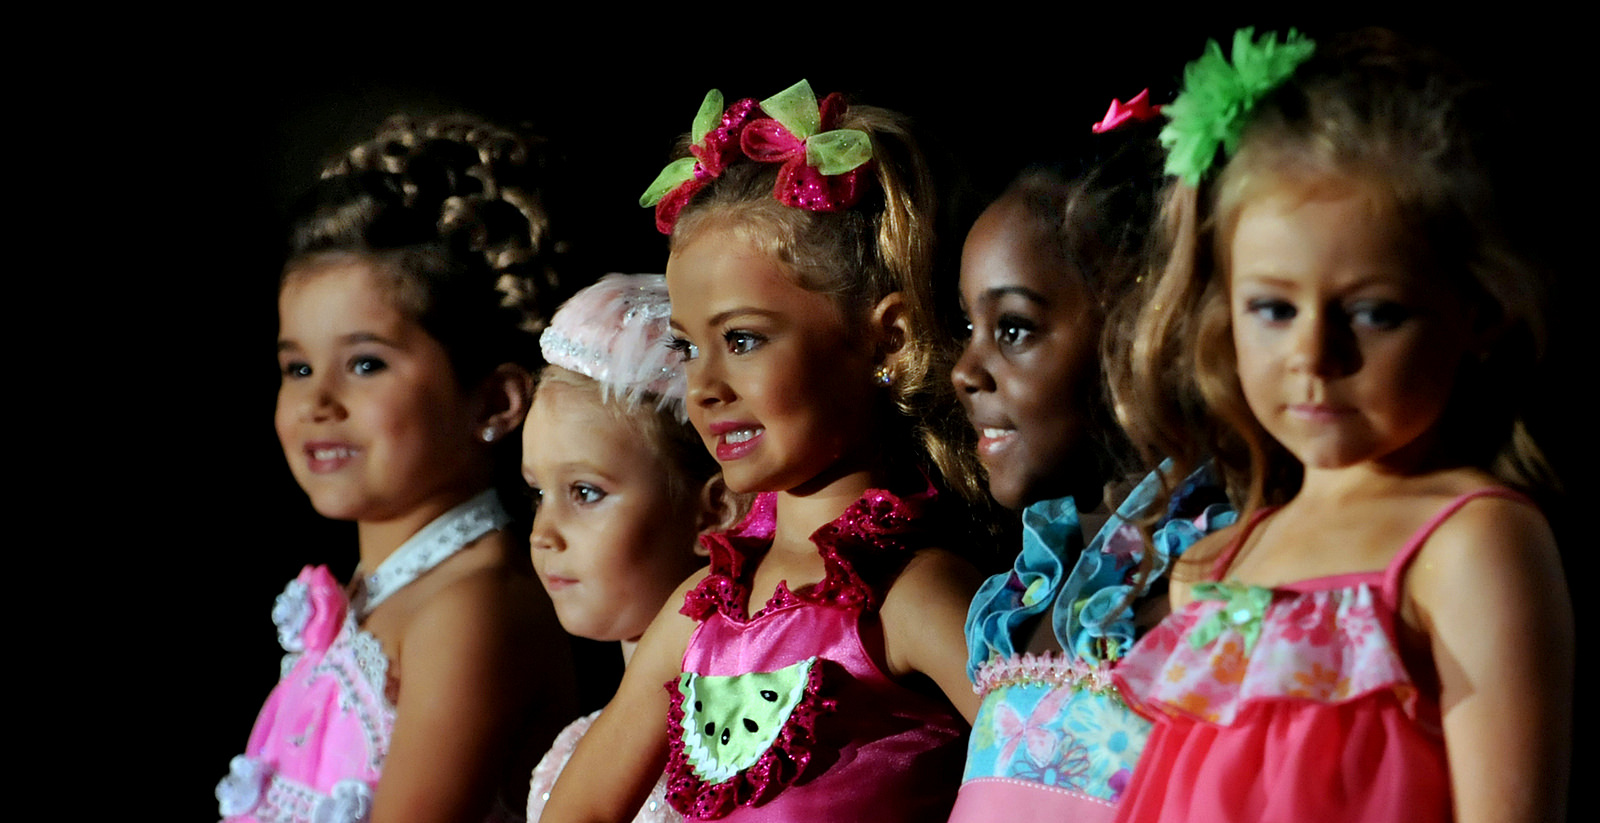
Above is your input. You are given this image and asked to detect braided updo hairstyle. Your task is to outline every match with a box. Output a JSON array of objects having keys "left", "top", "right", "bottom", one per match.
[
  {"left": 285, "top": 114, "right": 565, "bottom": 384},
  {"left": 283, "top": 114, "right": 567, "bottom": 522}
]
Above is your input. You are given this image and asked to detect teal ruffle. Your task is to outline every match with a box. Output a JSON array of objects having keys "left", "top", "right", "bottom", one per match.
[{"left": 965, "top": 463, "right": 1236, "bottom": 680}]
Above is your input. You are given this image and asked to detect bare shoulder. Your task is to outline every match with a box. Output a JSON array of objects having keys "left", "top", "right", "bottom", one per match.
[
  {"left": 1169, "top": 523, "right": 1240, "bottom": 609},
  {"left": 402, "top": 560, "right": 551, "bottom": 655},
  {"left": 1408, "top": 491, "right": 1561, "bottom": 610},
  {"left": 879, "top": 547, "right": 985, "bottom": 722},
  {"left": 879, "top": 547, "right": 984, "bottom": 634},
  {"left": 890, "top": 547, "right": 985, "bottom": 590},
  {"left": 1403, "top": 487, "right": 1572, "bottom": 823}
]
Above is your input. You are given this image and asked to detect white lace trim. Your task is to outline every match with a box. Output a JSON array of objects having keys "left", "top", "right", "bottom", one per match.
[
  {"left": 302, "top": 614, "right": 393, "bottom": 773},
  {"left": 218, "top": 762, "right": 374, "bottom": 823},
  {"left": 273, "top": 579, "right": 312, "bottom": 653},
  {"left": 352, "top": 489, "right": 509, "bottom": 617},
  {"left": 217, "top": 755, "right": 270, "bottom": 817}
]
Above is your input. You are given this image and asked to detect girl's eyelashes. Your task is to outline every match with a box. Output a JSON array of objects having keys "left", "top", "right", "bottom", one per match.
[
  {"left": 994, "top": 314, "right": 1037, "bottom": 348},
  {"left": 1348, "top": 300, "right": 1410, "bottom": 331},
  {"left": 281, "top": 360, "right": 312, "bottom": 379},
  {"left": 350, "top": 355, "right": 388, "bottom": 376},
  {"left": 1244, "top": 297, "right": 1296, "bottom": 324},
  {"left": 1241, "top": 296, "right": 1411, "bottom": 331},
  {"left": 666, "top": 336, "right": 699, "bottom": 362},
  {"left": 569, "top": 482, "right": 606, "bottom": 505},
  {"left": 723, "top": 329, "right": 764, "bottom": 355}
]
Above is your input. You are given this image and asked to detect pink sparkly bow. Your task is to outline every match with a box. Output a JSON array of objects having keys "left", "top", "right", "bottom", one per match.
[
  {"left": 643, "top": 92, "right": 762, "bottom": 234},
  {"left": 740, "top": 82, "right": 872, "bottom": 212},
  {"left": 1091, "top": 89, "right": 1163, "bottom": 134}
]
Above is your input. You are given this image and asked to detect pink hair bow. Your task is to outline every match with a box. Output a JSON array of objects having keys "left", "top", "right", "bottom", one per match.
[
  {"left": 740, "top": 80, "right": 873, "bottom": 212},
  {"left": 1091, "top": 89, "right": 1163, "bottom": 134},
  {"left": 641, "top": 91, "right": 761, "bottom": 234}
]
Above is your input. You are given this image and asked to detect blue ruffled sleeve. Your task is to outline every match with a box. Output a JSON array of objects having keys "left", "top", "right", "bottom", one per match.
[
  {"left": 963, "top": 496, "right": 1083, "bottom": 678},
  {"left": 964, "top": 462, "right": 1238, "bottom": 682}
]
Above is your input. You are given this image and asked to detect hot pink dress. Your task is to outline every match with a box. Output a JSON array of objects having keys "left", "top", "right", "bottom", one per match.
[
  {"left": 663, "top": 486, "right": 967, "bottom": 822},
  {"left": 1111, "top": 488, "right": 1524, "bottom": 823},
  {"left": 215, "top": 490, "right": 518, "bottom": 823}
]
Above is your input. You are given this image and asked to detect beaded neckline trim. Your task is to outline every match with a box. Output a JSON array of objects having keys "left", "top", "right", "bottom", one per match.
[{"left": 351, "top": 489, "right": 509, "bottom": 617}]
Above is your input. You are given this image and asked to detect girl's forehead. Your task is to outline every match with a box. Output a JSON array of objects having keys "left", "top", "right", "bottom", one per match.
[{"left": 667, "top": 229, "right": 810, "bottom": 314}]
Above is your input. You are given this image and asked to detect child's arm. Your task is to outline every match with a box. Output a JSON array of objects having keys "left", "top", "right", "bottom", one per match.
[
  {"left": 372, "top": 573, "right": 555, "bottom": 823},
  {"left": 879, "top": 548, "right": 986, "bottom": 722},
  {"left": 540, "top": 570, "right": 709, "bottom": 823},
  {"left": 1408, "top": 496, "right": 1572, "bottom": 823}
]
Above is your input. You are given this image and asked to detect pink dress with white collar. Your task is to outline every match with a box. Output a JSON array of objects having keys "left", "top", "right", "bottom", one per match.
[{"left": 215, "top": 490, "right": 519, "bottom": 823}]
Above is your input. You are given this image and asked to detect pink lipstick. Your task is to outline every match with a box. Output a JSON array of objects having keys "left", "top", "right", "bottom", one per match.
[{"left": 708, "top": 421, "right": 764, "bottom": 462}]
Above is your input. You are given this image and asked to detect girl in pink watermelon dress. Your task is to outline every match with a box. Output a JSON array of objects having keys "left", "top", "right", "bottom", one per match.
[
  {"left": 539, "top": 79, "right": 987, "bottom": 823},
  {"left": 1107, "top": 28, "right": 1572, "bottom": 823}
]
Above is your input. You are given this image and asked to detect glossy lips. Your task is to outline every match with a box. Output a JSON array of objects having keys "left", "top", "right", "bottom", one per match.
[{"left": 710, "top": 421, "right": 765, "bottom": 461}]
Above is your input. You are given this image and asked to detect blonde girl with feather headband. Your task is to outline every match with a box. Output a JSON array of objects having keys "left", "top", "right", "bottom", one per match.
[{"left": 524, "top": 274, "right": 744, "bottom": 823}]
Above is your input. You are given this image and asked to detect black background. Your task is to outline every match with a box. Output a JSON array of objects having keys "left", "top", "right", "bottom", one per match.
[{"left": 74, "top": 7, "right": 1588, "bottom": 818}]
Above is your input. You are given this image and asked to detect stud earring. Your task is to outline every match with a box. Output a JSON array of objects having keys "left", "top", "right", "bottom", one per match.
[
  {"left": 480, "top": 427, "right": 498, "bottom": 443},
  {"left": 873, "top": 365, "right": 893, "bottom": 388}
]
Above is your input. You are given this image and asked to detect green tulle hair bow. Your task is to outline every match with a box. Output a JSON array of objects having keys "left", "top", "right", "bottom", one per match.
[
  {"left": 1161, "top": 28, "right": 1316, "bottom": 185},
  {"left": 640, "top": 89, "right": 728, "bottom": 208},
  {"left": 755, "top": 80, "right": 872, "bottom": 175}
]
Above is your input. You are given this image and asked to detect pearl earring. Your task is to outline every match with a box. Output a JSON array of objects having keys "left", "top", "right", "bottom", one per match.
[{"left": 481, "top": 427, "right": 498, "bottom": 443}]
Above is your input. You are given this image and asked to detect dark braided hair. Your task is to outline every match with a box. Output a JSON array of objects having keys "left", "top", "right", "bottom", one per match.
[{"left": 286, "top": 114, "right": 565, "bottom": 384}]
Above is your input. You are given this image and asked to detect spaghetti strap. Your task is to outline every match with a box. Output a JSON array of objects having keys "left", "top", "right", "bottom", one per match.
[
  {"left": 1208, "top": 506, "right": 1279, "bottom": 581},
  {"left": 1380, "top": 487, "right": 1532, "bottom": 600}
]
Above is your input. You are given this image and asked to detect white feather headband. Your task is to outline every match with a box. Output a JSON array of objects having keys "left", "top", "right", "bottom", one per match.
[{"left": 539, "top": 273, "right": 686, "bottom": 420}]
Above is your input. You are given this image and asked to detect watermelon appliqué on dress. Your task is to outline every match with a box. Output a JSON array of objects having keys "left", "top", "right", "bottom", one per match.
[{"left": 665, "top": 657, "right": 835, "bottom": 818}]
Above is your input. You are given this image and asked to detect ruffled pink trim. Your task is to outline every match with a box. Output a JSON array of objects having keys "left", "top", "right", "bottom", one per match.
[
  {"left": 664, "top": 663, "right": 836, "bottom": 819},
  {"left": 681, "top": 483, "right": 934, "bottom": 622},
  {"left": 972, "top": 651, "right": 1117, "bottom": 698},
  {"left": 1114, "top": 584, "right": 1419, "bottom": 727}
]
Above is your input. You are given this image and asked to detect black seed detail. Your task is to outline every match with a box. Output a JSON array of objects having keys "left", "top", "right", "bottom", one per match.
[
  {"left": 694, "top": 700, "right": 702, "bottom": 712},
  {"left": 720, "top": 728, "right": 730, "bottom": 745},
  {"left": 760, "top": 690, "right": 778, "bottom": 702},
  {"left": 743, "top": 718, "right": 759, "bottom": 732},
  {"left": 704, "top": 722, "right": 714, "bottom": 736}
]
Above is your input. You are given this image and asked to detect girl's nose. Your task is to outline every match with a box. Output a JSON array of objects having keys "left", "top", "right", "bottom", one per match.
[
  {"left": 301, "top": 376, "right": 346, "bottom": 422},
  {"left": 950, "top": 337, "right": 995, "bottom": 394},
  {"left": 686, "top": 355, "right": 735, "bottom": 408},
  {"left": 529, "top": 508, "right": 563, "bottom": 552},
  {"left": 1290, "top": 314, "right": 1356, "bottom": 377}
]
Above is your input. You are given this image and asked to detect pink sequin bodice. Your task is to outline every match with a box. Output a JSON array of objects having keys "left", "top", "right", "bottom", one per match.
[{"left": 664, "top": 488, "right": 966, "bottom": 822}]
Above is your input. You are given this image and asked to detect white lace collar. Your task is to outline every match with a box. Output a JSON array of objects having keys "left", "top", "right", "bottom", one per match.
[{"left": 351, "top": 489, "right": 511, "bottom": 618}]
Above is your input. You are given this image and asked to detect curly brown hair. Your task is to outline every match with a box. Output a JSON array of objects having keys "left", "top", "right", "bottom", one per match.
[{"left": 284, "top": 114, "right": 565, "bottom": 385}]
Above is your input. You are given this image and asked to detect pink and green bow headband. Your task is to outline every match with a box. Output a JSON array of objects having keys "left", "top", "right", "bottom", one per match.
[{"left": 641, "top": 80, "right": 876, "bottom": 234}]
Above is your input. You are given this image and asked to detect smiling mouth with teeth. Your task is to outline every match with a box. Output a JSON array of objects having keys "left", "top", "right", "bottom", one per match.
[
  {"left": 310, "top": 447, "right": 356, "bottom": 460},
  {"left": 724, "top": 429, "right": 761, "bottom": 444}
]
